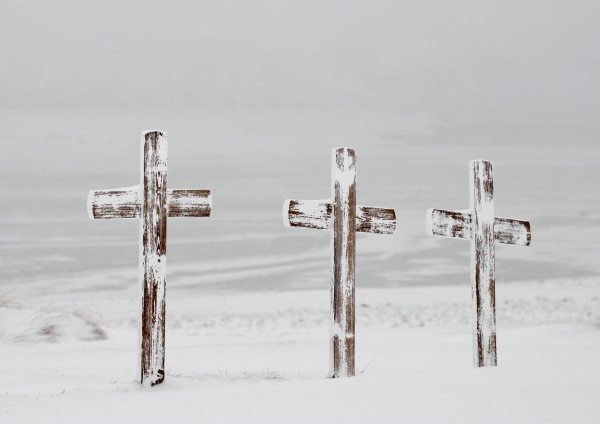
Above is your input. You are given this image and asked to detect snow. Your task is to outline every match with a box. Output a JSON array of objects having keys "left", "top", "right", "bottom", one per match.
[{"left": 2, "top": 277, "right": 599, "bottom": 423}]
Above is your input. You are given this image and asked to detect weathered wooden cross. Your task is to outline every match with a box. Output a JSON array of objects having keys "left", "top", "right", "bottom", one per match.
[
  {"left": 426, "top": 159, "right": 531, "bottom": 367},
  {"left": 88, "top": 130, "right": 211, "bottom": 386},
  {"left": 283, "top": 147, "right": 396, "bottom": 378}
]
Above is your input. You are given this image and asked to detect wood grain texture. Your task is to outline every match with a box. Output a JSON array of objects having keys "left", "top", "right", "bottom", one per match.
[
  {"left": 168, "top": 189, "right": 211, "bottom": 217},
  {"left": 88, "top": 188, "right": 211, "bottom": 219},
  {"left": 284, "top": 199, "right": 395, "bottom": 234},
  {"left": 356, "top": 206, "right": 396, "bottom": 234},
  {"left": 139, "top": 131, "right": 168, "bottom": 386},
  {"left": 87, "top": 187, "right": 141, "bottom": 219},
  {"left": 426, "top": 209, "right": 471, "bottom": 239},
  {"left": 426, "top": 209, "right": 531, "bottom": 246},
  {"left": 330, "top": 147, "right": 356, "bottom": 378},
  {"left": 494, "top": 217, "right": 531, "bottom": 246},
  {"left": 470, "top": 159, "right": 496, "bottom": 368}
]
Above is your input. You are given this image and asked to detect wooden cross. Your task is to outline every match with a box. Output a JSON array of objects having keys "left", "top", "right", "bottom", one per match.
[
  {"left": 283, "top": 147, "right": 396, "bottom": 378},
  {"left": 426, "top": 159, "right": 531, "bottom": 367},
  {"left": 87, "top": 130, "right": 211, "bottom": 386}
]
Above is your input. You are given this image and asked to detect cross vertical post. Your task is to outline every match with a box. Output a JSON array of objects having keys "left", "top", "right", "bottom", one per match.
[
  {"left": 88, "top": 130, "right": 211, "bottom": 386},
  {"left": 470, "top": 160, "right": 496, "bottom": 367},
  {"left": 284, "top": 148, "right": 396, "bottom": 378},
  {"left": 139, "top": 131, "right": 168, "bottom": 385},
  {"left": 426, "top": 159, "right": 531, "bottom": 367},
  {"left": 331, "top": 148, "right": 357, "bottom": 378}
]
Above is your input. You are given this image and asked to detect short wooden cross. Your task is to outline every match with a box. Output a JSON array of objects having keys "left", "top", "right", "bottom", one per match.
[
  {"left": 426, "top": 159, "right": 531, "bottom": 367},
  {"left": 88, "top": 130, "right": 211, "bottom": 386},
  {"left": 283, "top": 147, "right": 396, "bottom": 378}
]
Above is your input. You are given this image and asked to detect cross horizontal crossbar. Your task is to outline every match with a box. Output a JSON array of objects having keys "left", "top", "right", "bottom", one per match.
[
  {"left": 88, "top": 187, "right": 211, "bottom": 219},
  {"left": 426, "top": 208, "right": 531, "bottom": 246},
  {"left": 284, "top": 199, "right": 396, "bottom": 235}
]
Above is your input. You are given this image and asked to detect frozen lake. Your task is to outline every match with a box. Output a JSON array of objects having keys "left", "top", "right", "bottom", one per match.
[{"left": 1, "top": 109, "right": 599, "bottom": 297}]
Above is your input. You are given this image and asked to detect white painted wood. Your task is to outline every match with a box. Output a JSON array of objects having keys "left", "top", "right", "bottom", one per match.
[
  {"left": 167, "top": 189, "right": 212, "bottom": 217},
  {"left": 426, "top": 208, "right": 472, "bottom": 239},
  {"left": 87, "top": 186, "right": 140, "bottom": 219},
  {"left": 284, "top": 199, "right": 331, "bottom": 230},
  {"left": 355, "top": 205, "right": 397, "bottom": 235},
  {"left": 493, "top": 217, "right": 531, "bottom": 246}
]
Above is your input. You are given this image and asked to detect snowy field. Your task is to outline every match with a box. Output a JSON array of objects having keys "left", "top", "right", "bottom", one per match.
[{"left": 2, "top": 275, "right": 600, "bottom": 423}]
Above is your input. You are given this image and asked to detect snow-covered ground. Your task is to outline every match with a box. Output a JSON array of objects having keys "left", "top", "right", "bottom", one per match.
[{"left": 2, "top": 275, "right": 600, "bottom": 423}]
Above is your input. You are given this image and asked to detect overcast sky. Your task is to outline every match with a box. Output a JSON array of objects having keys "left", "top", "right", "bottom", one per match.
[{"left": 1, "top": 1, "right": 599, "bottom": 123}]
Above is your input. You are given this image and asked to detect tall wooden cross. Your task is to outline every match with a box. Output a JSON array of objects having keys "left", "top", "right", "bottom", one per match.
[
  {"left": 283, "top": 147, "right": 396, "bottom": 378},
  {"left": 88, "top": 130, "right": 211, "bottom": 386},
  {"left": 426, "top": 159, "right": 531, "bottom": 367}
]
